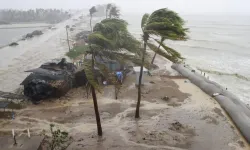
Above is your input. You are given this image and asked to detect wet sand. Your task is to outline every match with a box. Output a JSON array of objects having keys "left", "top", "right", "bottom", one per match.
[{"left": 0, "top": 71, "right": 249, "bottom": 149}]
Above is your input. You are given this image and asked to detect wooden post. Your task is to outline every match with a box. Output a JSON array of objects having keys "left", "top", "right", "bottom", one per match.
[
  {"left": 12, "top": 129, "right": 17, "bottom": 145},
  {"left": 27, "top": 128, "right": 30, "bottom": 138}
]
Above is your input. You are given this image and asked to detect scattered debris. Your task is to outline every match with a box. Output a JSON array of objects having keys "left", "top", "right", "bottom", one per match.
[
  {"left": 161, "top": 96, "right": 169, "bottom": 101},
  {"left": 169, "top": 121, "right": 183, "bottom": 131},
  {"left": 25, "top": 30, "right": 43, "bottom": 39},
  {"left": 9, "top": 42, "right": 19, "bottom": 46}
]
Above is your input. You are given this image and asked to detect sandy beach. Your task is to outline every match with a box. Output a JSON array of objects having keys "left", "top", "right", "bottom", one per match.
[{"left": 0, "top": 57, "right": 249, "bottom": 149}]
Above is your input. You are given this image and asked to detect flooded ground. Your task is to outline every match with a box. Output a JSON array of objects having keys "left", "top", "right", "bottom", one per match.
[
  {"left": 0, "top": 71, "right": 248, "bottom": 150},
  {"left": 0, "top": 14, "right": 91, "bottom": 92}
]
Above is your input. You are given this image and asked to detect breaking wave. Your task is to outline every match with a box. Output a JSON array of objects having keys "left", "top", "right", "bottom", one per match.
[{"left": 197, "top": 68, "right": 250, "bottom": 81}]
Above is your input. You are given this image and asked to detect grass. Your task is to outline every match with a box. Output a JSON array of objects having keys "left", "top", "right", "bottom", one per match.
[{"left": 66, "top": 45, "right": 89, "bottom": 59}]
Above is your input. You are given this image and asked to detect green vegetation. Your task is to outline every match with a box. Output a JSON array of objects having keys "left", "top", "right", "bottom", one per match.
[
  {"left": 0, "top": 9, "right": 70, "bottom": 24},
  {"left": 135, "top": 8, "right": 189, "bottom": 118},
  {"left": 74, "top": 4, "right": 144, "bottom": 136},
  {"left": 69, "top": 4, "right": 188, "bottom": 135},
  {"left": 66, "top": 45, "right": 89, "bottom": 59},
  {"left": 106, "top": 4, "right": 112, "bottom": 18},
  {"left": 44, "top": 124, "right": 73, "bottom": 150},
  {"left": 109, "top": 5, "right": 120, "bottom": 18}
]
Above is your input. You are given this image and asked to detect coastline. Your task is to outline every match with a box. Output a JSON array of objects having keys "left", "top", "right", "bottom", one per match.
[
  {"left": 0, "top": 15, "right": 249, "bottom": 149},
  {"left": 0, "top": 23, "right": 51, "bottom": 50},
  {"left": 172, "top": 63, "right": 250, "bottom": 143}
]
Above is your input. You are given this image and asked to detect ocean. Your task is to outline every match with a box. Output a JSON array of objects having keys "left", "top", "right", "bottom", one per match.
[
  {"left": 0, "top": 23, "right": 49, "bottom": 47},
  {"left": 122, "top": 13, "right": 250, "bottom": 105}
]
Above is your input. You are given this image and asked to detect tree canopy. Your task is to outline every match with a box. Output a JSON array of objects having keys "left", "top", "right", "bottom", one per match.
[{"left": 0, "top": 9, "right": 70, "bottom": 24}]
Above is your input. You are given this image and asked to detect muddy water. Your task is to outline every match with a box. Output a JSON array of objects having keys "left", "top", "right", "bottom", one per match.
[{"left": 0, "top": 15, "right": 91, "bottom": 92}]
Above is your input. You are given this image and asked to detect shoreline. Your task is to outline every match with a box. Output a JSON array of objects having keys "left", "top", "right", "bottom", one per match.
[{"left": 172, "top": 63, "right": 250, "bottom": 143}]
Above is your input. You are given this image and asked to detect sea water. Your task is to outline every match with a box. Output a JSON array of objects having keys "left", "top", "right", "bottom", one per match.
[{"left": 122, "top": 13, "right": 250, "bottom": 105}]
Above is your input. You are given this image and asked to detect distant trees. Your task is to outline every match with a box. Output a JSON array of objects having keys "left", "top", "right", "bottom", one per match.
[
  {"left": 0, "top": 9, "right": 70, "bottom": 24},
  {"left": 109, "top": 6, "right": 120, "bottom": 18},
  {"left": 89, "top": 6, "right": 97, "bottom": 32},
  {"left": 106, "top": 4, "right": 112, "bottom": 18}
]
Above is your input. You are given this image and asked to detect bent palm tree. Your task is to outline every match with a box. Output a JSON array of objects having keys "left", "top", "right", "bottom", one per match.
[
  {"left": 89, "top": 6, "right": 97, "bottom": 32},
  {"left": 135, "top": 8, "right": 188, "bottom": 118},
  {"left": 150, "top": 9, "right": 187, "bottom": 64},
  {"left": 106, "top": 3, "right": 112, "bottom": 19},
  {"left": 109, "top": 6, "right": 120, "bottom": 18}
]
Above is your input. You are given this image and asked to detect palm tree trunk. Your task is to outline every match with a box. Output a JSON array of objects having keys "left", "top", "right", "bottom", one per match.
[
  {"left": 66, "top": 27, "right": 70, "bottom": 51},
  {"left": 91, "top": 54, "right": 102, "bottom": 136},
  {"left": 90, "top": 15, "right": 93, "bottom": 32},
  {"left": 106, "top": 10, "right": 108, "bottom": 19},
  {"left": 135, "top": 40, "right": 147, "bottom": 118},
  {"left": 151, "top": 39, "right": 163, "bottom": 64}
]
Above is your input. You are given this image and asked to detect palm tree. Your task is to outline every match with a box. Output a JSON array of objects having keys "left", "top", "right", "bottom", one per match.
[
  {"left": 135, "top": 8, "right": 188, "bottom": 118},
  {"left": 109, "top": 6, "right": 120, "bottom": 18},
  {"left": 66, "top": 25, "right": 70, "bottom": 51},
  {"left": 106, "top": 3, "right": 112, "bottom": 19},
  {"left": 89, "top": 6, "right": 97, "bottom": 32},
  {"left": 82, "top": 18, "right": 143, "bottom": 136},
  {"left": 150, "top": 10, "right": 187, "bottom": 64}
]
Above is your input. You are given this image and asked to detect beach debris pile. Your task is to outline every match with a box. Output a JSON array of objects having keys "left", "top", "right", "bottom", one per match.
[
  {"left": 20, "top": 58, "right": 78, "bottom": 102},
  {"left": 9, "top": 42, "right": 19, "bottom": 46},
  {"left": 23, "top": 30, "right": 43, "bottom": 39}
]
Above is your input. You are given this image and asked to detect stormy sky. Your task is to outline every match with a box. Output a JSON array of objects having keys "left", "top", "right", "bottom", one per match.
[{"left": 1, "top": 0, "right": 250, "bottom": 14}]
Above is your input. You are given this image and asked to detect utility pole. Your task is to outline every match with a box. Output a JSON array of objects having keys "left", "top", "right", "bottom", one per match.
[{"left": 66, "top": 25, "right": 70, "bottom": 51}]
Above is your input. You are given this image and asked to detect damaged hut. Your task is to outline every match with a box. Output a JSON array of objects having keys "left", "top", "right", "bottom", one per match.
[{"left": 20, "top": 58, "right": 77, "bottom": 102}]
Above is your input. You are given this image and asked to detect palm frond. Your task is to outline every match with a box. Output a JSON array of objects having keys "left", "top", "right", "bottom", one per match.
[
  {"left": 83, "top": 59, "right": 101, "bottom": 92},
  {"left": 147, "top": 8, "right": 184, "bottom": 25},
  {"left": 147, "top": 42, "right": 180, "bottom": 63},
  {"left": 88, "top": 32, "right": 116, "bottom": 50},
  {"left": 145, "top": 22, "right": 186, "bottom": 36},
  {"left": 141, "top": 13, "right": 150, "bottom": 30},
  {"left": 89, "top": 6, "right": 97, "bottom": 15},
  {"left": 109, "top": 6, "right": 120, "bottom": 18},
  {"left": 154, "top": 39, "right": 184, "bottom": 60},
  {"left": 106, "top": 3, "right": 112, "bottom": 10},
  {"left": 95, "top": 62, "right": 117, "bottom": 84},
  {"left": 66, "top": 45, "right": 89, "bottom": 59},
  {"left": 144, "top": 8, "right": 188, "bottom": 40},
  {"left": 97, "top": 50, "right": 150, "bottom": 69}
]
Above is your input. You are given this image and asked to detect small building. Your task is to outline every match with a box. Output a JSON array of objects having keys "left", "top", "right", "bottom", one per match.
[{"left": 133, "top": 66, "right": 148, "bottom": 86}]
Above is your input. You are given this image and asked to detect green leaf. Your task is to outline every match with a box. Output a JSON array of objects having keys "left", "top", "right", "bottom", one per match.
[
  {"left": 88, "top": 32, "right": 116, "bottom": 50},
  {"left": 154, "top": 39, "right": 184, "bottom": 60},
  {"left": 66, "top": 45, "right": 89, "bottom": 59},
  {"left": 83, "top": 59, "right": 101, "bottom": 92},
  {"left": 147, "top": 42, "right": 179, "bottom": 63}
]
